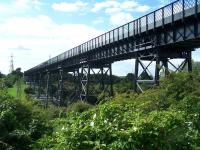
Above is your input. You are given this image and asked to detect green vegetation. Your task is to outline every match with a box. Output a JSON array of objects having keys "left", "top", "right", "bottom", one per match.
[
  {"left": 1, "top": 63, "right": 200, "bottom": 149},
  {"left": 7, "top": 82, "right": 27, "bottom": 100},
  {"left": 0, "top": 89, "right": 66, "bottom": 150},
  {"left": 30, "top": 72, "right": 200, "bottom": 150}
]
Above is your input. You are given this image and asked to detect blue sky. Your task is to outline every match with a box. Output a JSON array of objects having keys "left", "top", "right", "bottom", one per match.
[{"left": 0, "top": 0, "right": 199, "bottom": 75}]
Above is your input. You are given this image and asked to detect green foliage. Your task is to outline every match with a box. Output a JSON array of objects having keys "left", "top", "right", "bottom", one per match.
[
  {"left": 113, "top": 73, "right": 136, "bottom": 94},
  {"left": 67, "top": 101, "right": 93, "bottom": 113},
  {"left": 2, "top": 71, "right": 200, "bottom": 149},
  {"left": 24, "top": 86, "right": 35, "bottom": 95},
  {"left": 33, "top": 72, "right": 200, "bottom": 150},
  {"left": 0, "top": 72, "right": 5, "bottom": 79},
  {"left": 3, "top": 68, "right": 23, "bottom": 88},
  {"left": 0, "top": 89, "right": 63, "bottom": 149},
  {"left": 4, "top": 74, "right": 17, "bottom": 88}
]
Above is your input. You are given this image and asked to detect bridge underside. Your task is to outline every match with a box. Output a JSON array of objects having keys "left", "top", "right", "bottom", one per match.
[{"left": 28, "top": 48, "right": 193, "bottom": 106}]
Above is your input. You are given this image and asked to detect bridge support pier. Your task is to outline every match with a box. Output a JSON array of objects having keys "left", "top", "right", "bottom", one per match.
[
  {"left": 80, "top": 64, "right": 90, "bottom": 101},
  {"left": 32, "top": 76, "right": 36, "bottom": 94},
  {"left": 68, "top": 69, "right": 81, "bottom": 105},
  {"left": 80, "top": 63, "right": 113, "bottom": 102},
  {"left": 37, "top": 73, "right": 42, "bottom": 99},
  {"left": 45, "top": 71, "right": 50, "bottom": 108},
  {"left": 57, "top": 68, "right": 64, "bottom": 106},
  {"left": 134, "top": 50, "right": 192, "bottom": 92}
]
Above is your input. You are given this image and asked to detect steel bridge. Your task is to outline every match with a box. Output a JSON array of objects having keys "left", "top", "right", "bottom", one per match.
[{"left": 25, "top": 0, "right": 200, "bottom": 106}]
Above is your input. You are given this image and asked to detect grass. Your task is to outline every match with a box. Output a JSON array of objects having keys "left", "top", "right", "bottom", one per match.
[{"left": 7, "top": 81, "right": 27, "bottom": 100}]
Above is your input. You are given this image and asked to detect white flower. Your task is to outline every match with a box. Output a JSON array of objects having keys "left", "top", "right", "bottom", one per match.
[
  {"left": 133, "top": 127, "right": 138, "bottom": 132},
  {"left": 90, "top": 121, "right": 94, "bottom": 127},
  {"left": 93, "top": 113, "right": 96, "bottom": 119},
  {"left": 61, "top": 126, "right": 65, "bottom": 131},
  {"left": 104, "top": 119, "right": 107, "bottom": 123}
]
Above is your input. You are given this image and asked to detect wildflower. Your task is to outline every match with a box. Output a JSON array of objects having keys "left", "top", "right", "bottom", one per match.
[
  {"left": 61, "top": 126, "right": 65, "bottom": 131},
  {"left": 90, "top": 121, "right": 94, "bottom": 127},
  {"left": 93, "top": 113, "right": 96, "bottom": 119},
  {"left": 133, "top": 127, "right": 138, "bottom": 132}
]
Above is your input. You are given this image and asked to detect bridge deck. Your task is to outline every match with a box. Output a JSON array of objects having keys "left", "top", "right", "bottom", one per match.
[{"left": 25, "top": 0, "right": 200, "bottom": 75}]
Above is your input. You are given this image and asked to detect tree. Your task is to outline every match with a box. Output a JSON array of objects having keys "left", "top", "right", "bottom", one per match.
[
  {"left": 125, "top": 73, "right": 135, "bottom": 81},
  {"left": 0, "top": 72, "right": 4, "bottom": 78}
]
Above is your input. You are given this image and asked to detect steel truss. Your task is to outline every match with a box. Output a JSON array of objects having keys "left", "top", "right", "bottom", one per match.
[
  {"left": 80, "top": 63, "right": 113, "bottom": 101},
  {"left": 134, "top": 49, "right": 192, "bottom": 92},
  {"left": 68, "top": 69, "right": 81, "bottom": 105},
  {"left": 29, "top": 76, "right": 36, "bottom": 93}
]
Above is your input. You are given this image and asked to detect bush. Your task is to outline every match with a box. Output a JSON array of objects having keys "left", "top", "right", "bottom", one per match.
[
  {"left": 34, "top": 72, "right": 200, "bottom": 149},
  {"left": 67, "top": 101, "right": 93, "bottom": 113},
  {"left": 24, "top": 87, "right": 35, "bottom": 95},
  {"left": 0, "top": 89, "right": 58, "bottom": 149}
]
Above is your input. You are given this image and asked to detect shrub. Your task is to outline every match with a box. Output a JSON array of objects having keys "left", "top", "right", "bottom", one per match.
[
  {"left": 0, "top": 89, "right": 56, "bottom": 149},
  {"left": 24, "top": 87, "right": 35, "bottom": 95},
  {"left": 34, "top": 73, "right": 200, "bottom": 149},
  {"left": 67, "top": 101, "right": 93, "bottom": 113}
]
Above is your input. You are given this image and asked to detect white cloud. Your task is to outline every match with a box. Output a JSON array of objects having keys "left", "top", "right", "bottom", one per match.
[
  {"left": 91, "top": 1, "right": 119, "bottom": 13},
  {"left": 0, "top": 3, "right": 8, "bottom": 12},
  {"left": 14, "top": 0, "right": 43, "bottom": 10},
  {"left": 135, "top": 5, "right": 150, "bottom": 13},
  {"left": 92, "top": 0, "right": 150, "bottom": 13},
  {"left": 14, "top": 0, "right": 30, "bottom": 9},
  {"left": 0, "top": 15, "right": 103, "bottom": 74},
  {"left": 121, "top": 1, "right": 138, "bottom": 10},
  {"left": 159, "top": 0, "right": 172, "bottom": 6},
  {"left": 93, "top": 18, "right": 104, "bottom": 25},
  {"left": 91, "top": 0, "right": 150, "bottom": 26},
  {"left": 52, "top": 1, "right": 88, "bottom": 12},
  {"left": 105, "top": 7, "right": 121, "bottom": 14},
  {"left": 110, "top": 12, "right": 134, "bottom": 25}
]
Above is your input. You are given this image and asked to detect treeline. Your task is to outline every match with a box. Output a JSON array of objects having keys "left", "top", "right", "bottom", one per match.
[{"left": 0, "top": 68, "right": 23, "bottom": 88}]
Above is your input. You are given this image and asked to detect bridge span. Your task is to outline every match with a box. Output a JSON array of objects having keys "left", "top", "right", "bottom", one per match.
[{"left": 25, "top": 0, "right": 200, "bottom": 105}]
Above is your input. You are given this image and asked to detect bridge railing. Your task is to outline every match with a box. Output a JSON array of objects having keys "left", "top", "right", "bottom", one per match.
[{"left": 27, "top": 0, "right": 199, "bottom": 73}]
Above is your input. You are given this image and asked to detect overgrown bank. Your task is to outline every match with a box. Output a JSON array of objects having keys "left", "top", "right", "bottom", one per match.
[
  {"left": 1, "top": 72, "right": 200, "bottom": 149},
  {"left": 33, "top": 72, "right": 200, "bottom": 150}
]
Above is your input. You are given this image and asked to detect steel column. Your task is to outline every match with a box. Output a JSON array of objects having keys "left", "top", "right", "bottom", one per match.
[
  {"left": 33, "top": 76, "right": 36, "bottom": 94},
  {"left": 162, "top": 58, "right": 169, "bottom": 76},
  {"left": 187, "top": 51, "right": 192, "bottom": 72},
  {"left": 134, "top": 58, "right": 139, "bottom": 92},
  {"left": 109, "top": 63, "right": 114, "bottom": 97},
  {"left": 58, "top": 69, "right": 64, "bottom": 106},
  {"left": 45, "top": 72, "right": 50, "bottom": 108},
  {"left": 155, "top": 55, "right": 160, "bottom": 85},
  {"left": 37, "top": 73, "right": 42, "bottom": 99}
]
